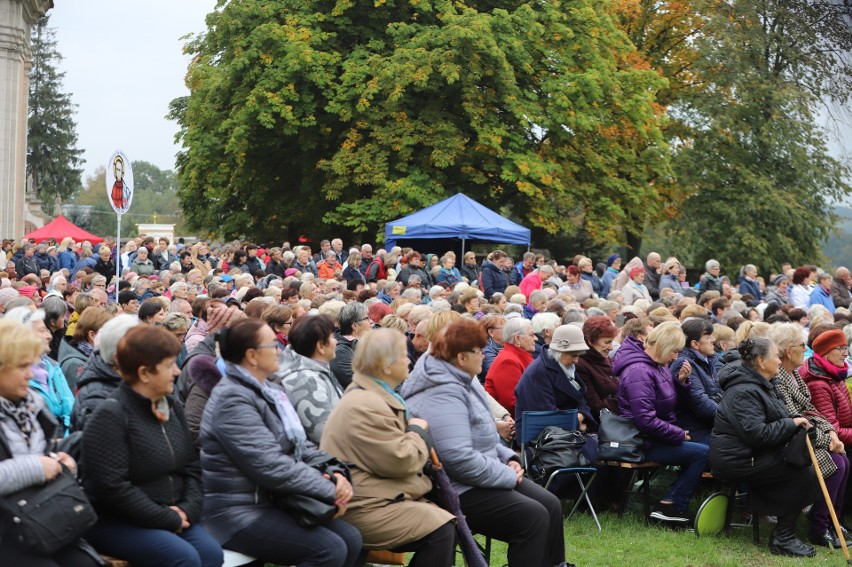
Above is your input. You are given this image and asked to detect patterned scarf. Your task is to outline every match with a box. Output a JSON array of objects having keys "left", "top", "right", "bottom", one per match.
[
  {"left": 78, "top": 341, "right": 94, "bottom": 357},
  {"left": 0, "top": 391, "right": 37, "bottom": 448},
  {"left": 261, "top": 379, "right": 307, "bottom": 462}
]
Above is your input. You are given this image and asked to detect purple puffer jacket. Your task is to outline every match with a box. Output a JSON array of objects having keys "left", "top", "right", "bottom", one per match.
[{"left": 612, "top": 336, "right": 688, "bottom": 445}]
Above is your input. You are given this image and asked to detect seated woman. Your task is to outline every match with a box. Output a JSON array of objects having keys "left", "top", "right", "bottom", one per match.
[
  {"left": 0, "top": 319, "right": 100, "bottom": 567},
  {"left": 81, "top": 325, "right": 223, "bottom": 567},
  {"left": 711, "top": 337, "right": 819, "bottom": 557},
  {"left": 575, "top": 316, "right": 620, "bottom": 420},
  {"left": 613, "top": 321, "right": 709, "bottom": 524},
  {"left": 484, "top": 317, "right": 537, "bottom": 418},
  {"left": 274, "top": 314, "right": 343, "bottom": 444},
  {"left": 401, "top": 319, "right": 568, "bottom": 567},
  {"left": 514, "top": 324, "right": 597, "bottom": 438},
  {"left": 200, "top": 319, "right": 362, "bottom": 567},
  {"left": 5, "top": 307, "right": 75, "bottom": 437},
  {"left": 322, "top": 329, "right": 456, "bottom": 566},
  {"left": 770, "top": 323, "right": 850, "bottom": 549},
  {"left": 671, "top": 318, "right": 720, "bottom": 445}
]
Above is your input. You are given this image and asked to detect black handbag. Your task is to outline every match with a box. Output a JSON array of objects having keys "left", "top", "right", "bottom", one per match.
[
  {"left": 783, "top": 426, "right": 813, "bottom": 469},
  {"left": 0, "top": 465, "right": 97, "bottom": 555},
  {"left": 529, "top": 426, "right": 589, "bottom": 484},
  {"left": 272, "top": 453, "right": 345, "bottom": 527},
  {"left": 597, "top": 409, "right": 645, "bottom": 463}
]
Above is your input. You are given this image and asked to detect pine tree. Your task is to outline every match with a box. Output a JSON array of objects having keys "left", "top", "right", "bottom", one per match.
[{"left": 28, "top": 15, "right": 84, "bottom": 211}]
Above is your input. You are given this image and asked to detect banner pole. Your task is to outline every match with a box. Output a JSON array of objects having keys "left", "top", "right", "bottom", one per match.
[{"left": 116, "top": 213, "right": 121, "bottom": 288}]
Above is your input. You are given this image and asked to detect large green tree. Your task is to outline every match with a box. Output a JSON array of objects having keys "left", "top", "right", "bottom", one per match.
[
  {"left": 668, "top": 0, "right": 852, "bottom": 274},
  {"left": 171, "top": 0, "right": 666, "bottom": 245},
  {"left": 28, "top": 15, "right": 84, "bottom": 211}
]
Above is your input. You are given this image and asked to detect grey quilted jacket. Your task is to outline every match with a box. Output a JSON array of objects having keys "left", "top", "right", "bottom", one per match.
[{"left": 200, "top": 365, "right": 338, "bottom": 543}]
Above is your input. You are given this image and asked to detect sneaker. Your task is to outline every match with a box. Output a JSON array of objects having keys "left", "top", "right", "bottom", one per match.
[{"left": 650, "top": 502, "right": 690, "bottom": 523}]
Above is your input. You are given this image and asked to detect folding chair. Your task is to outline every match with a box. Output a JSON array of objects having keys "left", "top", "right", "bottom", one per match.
[{"left": 521, "top": 410, "right": 601, "bottom": 531}]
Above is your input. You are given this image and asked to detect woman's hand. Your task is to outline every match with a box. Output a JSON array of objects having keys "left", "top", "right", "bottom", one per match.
[
  {"left": 169, "top": 506, "right": 190, "bottom": 532},
  {"left": 793, "top": 417, "right": 812, "bottom": 429},
  {"left": 332, "top": 473, "right": 353, "bottom": 505},
  {"left": 39, "top": 455, "right": 61, "bottom": 481},
  {"left": 496, "top": 419, "right": 515, "bottom": 442},
  {"left": 577, "top": 413, "right": 587, "bottom": 433},
  {"left": 507, "top": 460, "right": 524, "bottom": 486},
  {"left": 55, "top": 452, "right": 76, "bottom": 474},
  {"left": 829, "top": 430, "right": 845, "bottom": 453},
  {"left": 677, "top": 361, "right": 692, "bottom": 384},
  {"left": 683, "top": 429, "right": 692, "bottom": 441},
  {"left": 408, "top": 417, "right": 429, "bottom": 431}
]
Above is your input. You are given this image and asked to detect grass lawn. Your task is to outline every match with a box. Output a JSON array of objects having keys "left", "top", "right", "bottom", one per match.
[{"left": 460, "top": 512, "right": 851, "bottom": 567}]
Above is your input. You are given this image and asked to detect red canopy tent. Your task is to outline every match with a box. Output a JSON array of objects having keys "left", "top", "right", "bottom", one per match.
[{"left": 23, "top": 215, "right": 104, "bottom": 246}]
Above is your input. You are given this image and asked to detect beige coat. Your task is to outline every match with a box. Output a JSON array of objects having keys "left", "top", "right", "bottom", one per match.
[{"left": 321, "top": 372, "right": 454, "bottom": 549}]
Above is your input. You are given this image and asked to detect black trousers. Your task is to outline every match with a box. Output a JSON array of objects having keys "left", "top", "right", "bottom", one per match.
[
  {"left": 391, "top": 520, "right": 456, "bottom": 567},
  {"left": 459, "top": 480, "right": 565, "bottom": 567}
]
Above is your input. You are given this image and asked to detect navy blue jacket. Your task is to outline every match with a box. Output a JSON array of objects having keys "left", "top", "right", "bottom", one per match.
[
  {"left": 671, "top": 348, "right": 721, "bottom": 440},
  {"left": 581, "top": 272, "right": 603, "bottom": 296},
  {"left": 514, "top": 348, "right": 596, "bottom": 438},
  {"left": 737, "top": 276, "right": 763, "bottom": 302},
  {"left": 480, "top": 261, "right": 508, "bottom": 300}
]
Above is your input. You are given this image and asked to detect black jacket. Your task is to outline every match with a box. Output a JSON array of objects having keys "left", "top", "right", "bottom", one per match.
[
  {"left": 94, "top": 258, "right": 116, "bottom": 280},
  {"left": 329, "top": 332, "right": 356, "bottom": 389},
  {"left": 397, "top": 266, "right": 432, "bottom": 288},
  {"left": 15, "top": 255, "right": 40, "bottom": 277},
  {"left": 460, "top": 263, "right": 482, "bottom": 285},
  {"left": 81, "top": 382, "right": 202, "bottom": 531},
  {"left": 710, "top": 361, "right": 798, "bottom": 478},
  {"left": 72, "top": 352, "right": 122, "bottom": 432}
]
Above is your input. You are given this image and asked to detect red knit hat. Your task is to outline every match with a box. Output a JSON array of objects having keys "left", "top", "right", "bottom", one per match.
[{"left": 812, "top": 329, "right": 847, "bottom": 357}]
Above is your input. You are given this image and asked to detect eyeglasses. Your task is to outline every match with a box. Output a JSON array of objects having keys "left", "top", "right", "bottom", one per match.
[
  {"left": 254, "top": 342, "right": 280, "bottom": 351},
  {"left": 466, "top": 349, "right": 484, "bottom": 356},
  {"left": 93, "top": 283, "right": 106, "bottom": 288},
  {"left": 834, "top": 346, "right": 850, "bottom": 353}
]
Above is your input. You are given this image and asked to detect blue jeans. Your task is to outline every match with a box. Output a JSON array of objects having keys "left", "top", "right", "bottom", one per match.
[
  {"left": 86, "top": 522, "right": 223, "bottom": 567},
  {"left": 644, "top": 440, "right": 709, "bottom": 512}
]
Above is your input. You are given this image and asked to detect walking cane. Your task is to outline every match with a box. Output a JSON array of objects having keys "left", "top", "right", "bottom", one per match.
[{"left": 806, "top": 434, "right": 852, "bottom": 563}]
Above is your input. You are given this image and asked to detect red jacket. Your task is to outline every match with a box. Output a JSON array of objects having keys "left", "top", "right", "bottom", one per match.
[
  {"left": 485, "top": 343, "right": 534, "bottom": 418},
  {"left": 801, "top": 358, "right": 852, "bottom": 445}
]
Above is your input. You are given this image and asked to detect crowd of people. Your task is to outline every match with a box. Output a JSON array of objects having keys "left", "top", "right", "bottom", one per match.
[{"left": 2, "top": 233, "right": 852, "bottom": 565}]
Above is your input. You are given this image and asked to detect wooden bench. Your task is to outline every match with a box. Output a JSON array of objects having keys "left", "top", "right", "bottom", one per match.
[{"left": 365, "top": 550, "right": 406, "bottom": 565}]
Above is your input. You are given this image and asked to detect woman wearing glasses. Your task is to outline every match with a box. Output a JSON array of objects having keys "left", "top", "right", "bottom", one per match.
[
  {"left": 771, "top": 324, "right": 850, "bottom": 549},
  {"left": 401, "top": 319, "right": 568, "bottom": 567},
  {"left": 200, "top": 318, "right": 361, "bottom": 567},
  {"left": 273, "top": 314, "right": 342, "bottom": 445}
]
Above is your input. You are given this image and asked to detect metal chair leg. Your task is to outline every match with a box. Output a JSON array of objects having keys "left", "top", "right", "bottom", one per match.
[{"left": 566, "top": 472, "right": 601, "bottom": 531}]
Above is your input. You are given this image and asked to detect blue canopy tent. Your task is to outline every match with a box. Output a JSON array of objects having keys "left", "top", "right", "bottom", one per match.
[{"left": 384, "top": 193, "right": 531, "bottom": 255}]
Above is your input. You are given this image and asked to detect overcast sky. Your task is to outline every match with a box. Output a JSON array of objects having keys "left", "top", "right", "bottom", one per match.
[
  {"left": 49, "top": 1, "right": 850, "bottom": 185},
  {"left": 49, "top": 0, "right": 215, "bottom": 180}
]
